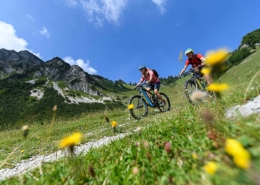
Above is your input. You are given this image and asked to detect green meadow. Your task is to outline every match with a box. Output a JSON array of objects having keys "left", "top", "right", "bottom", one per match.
[{"left": 1, "top": 47, "right": 260, "bottom": 185}]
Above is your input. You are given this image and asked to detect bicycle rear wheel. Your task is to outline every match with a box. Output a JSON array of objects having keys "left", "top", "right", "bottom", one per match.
[
  {"left": 128, "top": 95, "right": 148, "bottom": 120},
  {"left": 159, "top": 92, "right": 171, "bottom": 112},
  {"left": 184, "top": 80, "right": 197, "bottom": 103}
]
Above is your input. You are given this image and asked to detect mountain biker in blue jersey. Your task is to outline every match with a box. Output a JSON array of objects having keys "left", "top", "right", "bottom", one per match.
[{"left": 134, "top": 65, "right": 165, "bottom": 106}]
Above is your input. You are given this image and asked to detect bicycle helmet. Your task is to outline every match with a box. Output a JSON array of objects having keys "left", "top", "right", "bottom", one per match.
[
  {"left": 138, "top": 65, "right": 147, "bottom": 70},
  {"left": 185, "top": 48, "right": 194, "bottom": 55}
]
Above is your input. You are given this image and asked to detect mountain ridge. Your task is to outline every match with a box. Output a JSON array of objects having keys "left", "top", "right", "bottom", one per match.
[
  {"left": 0, "top": 49, "right": 114, "bottom": 94},
  {"left": 0, "top": 49, "right": 128, "bottom": 126}
]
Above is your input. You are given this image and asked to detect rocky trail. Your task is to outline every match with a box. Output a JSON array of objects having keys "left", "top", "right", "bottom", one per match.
[
  {"left": 0, "top": 120, "right": 139, "bottom": 181},
  {"left": 0, "top": 133, "right": 127, "bottom": 181}
]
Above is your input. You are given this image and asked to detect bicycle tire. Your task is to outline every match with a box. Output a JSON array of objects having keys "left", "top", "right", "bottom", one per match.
[
  {"left": 184, "top": 80, "right": 197, "bottom": 103},
  {"left": 159, "top": 92, "right": 171, "bottom": 112},
  {"left": 128, "top": 95, "right": 148, "bottom": 120}
]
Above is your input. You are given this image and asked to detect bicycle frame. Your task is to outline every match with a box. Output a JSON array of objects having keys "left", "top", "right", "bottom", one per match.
[
  {"left": 184, "top": 70, "right": 215, "bottom": 103},
  {"left": 195, "top": 78, "right": 204, "bottom": 90},
  {"left": 138, "top": 87, "right": 155, "bottom": 107},
  {"left": 188, "top": 70, "right": 206, "bottom": 90}
]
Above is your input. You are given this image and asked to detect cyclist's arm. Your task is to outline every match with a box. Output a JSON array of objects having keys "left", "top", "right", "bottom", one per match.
[
  {"left": 147, "top": 71, "right": 154, "bottom": 83},
  {"left": 179, "top": 65, "right": 188, "bottom": 76},
  {"left": 133, "top": 79, "right": 144, "bottom": 89},
  {"left": 200, "top": 57, "right": 206, "bottom": 66},
  {"left": 196, "top": 54, "right": 206, "bottom": 67},
  {"left": 133, "top": 82, "right": 141, "bottom": 89}
]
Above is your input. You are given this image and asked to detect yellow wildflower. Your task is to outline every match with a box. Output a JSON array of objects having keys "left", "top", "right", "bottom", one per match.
[
  {"left": 225, "top": 138, "right": 251, "bottom": 169},
  {"left": 111, "top": 121, "right": 117, "bottom": 128},
  {"left": 233, "top": 155, "right": 250, "bottom": 169},
  {"left": 128, "top": 104, "right": 134, "bottom": 110},
  {"left": 205, "top": 48, "right": 229, "bottom": 66},
  {"left": 207, "top": 83, "right": 229, "bottom": 92},
  {"left": 201, "top": 67, "right": 211, "bottom": 75},
  {"left": 20, "top": 150, "right": 24, "bottom": 153},
  {"left": 59, "top": 132, "right": 82, "bottom": 148},
  {"left": 192, "top": 152, "right": 198, "bottom": 159},
  {"left": 204, "top": 161, "right": 218, "bottom": 175},
  {"left": 225, "top": 138, "right": 244, "bottom": 156}
]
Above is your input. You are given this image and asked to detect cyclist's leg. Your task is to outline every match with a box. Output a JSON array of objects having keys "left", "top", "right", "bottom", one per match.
[
  {"left": 204, "top": 74, "right": 213, "bottom": 85},
  {"left": 195, "top": 68, "right": 203, "bottom": 78},
  {"left": 199, "top": 66, "right": 213, "bottom": 85},
  {"left": 153, "top": 82, "right": 164, "bottom": 102},
  {"left": 146, "top": 83, "right": 152, "bottom": 98}
]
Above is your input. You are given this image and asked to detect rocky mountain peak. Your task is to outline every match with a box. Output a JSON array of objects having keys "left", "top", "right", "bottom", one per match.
[
  {"left": 45, "top": 57, "right": 68, "bottom": 68},
  {"left": 0, "top": 49, "right": 44, "bottom": 77},
  {"left": 0, "top": 49, "right": 106, "bottom": 95},
  {"left": 0, "top": 49, "right": 20, "bottom": 61},
  {"left": 42, "top": 57, "right": 92, "bottom": 93}
]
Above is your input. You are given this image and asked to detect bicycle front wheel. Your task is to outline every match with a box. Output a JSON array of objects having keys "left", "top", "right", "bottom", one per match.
[
  {"left": 184, "top": 80, "right": 197, "bottom": 103},
  {"left": 128, "top": 95, "right": 148, "bottom": 120}
]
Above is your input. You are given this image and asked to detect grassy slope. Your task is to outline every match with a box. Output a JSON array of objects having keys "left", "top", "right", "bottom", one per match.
[
  {"left": 1, "top": 48, "right": 260, "bottom": 184},
  {"left": 0, "top": 77, "right": 127, "bottom": 127},
  {"left": 221, "top": 49, "right": 260, "bottom": 89}
]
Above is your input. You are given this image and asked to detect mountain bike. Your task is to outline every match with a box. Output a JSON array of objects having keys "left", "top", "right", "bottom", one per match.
[
  {"left": 183, "top": 68, "right": 214, "bottom": 103},
  {"left": 128, "top": 84, "right": 171, "bottom": 120}
]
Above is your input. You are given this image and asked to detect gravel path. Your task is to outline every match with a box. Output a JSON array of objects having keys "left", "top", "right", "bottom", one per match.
[{"left": 0, "top": 134, "right": 127, "bottom": 181}]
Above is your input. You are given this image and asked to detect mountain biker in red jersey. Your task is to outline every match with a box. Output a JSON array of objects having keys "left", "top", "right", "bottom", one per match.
[
  {"left": 179, "top": 48, "right": 212, "bottom": 84},
  {"left": 134, "top": 65, "right": 165, "bottom": 106}
]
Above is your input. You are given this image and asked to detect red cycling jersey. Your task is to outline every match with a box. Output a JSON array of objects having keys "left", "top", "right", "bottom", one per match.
[{"left": 185, "top": 53, "right": 204, "bottom": 68}]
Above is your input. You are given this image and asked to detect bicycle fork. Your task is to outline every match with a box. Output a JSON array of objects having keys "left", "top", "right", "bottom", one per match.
[{"left": 136, "top": 92, "right": 144, "bottom": 109}]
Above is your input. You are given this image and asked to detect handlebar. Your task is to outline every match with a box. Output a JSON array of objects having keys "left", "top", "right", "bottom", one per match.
[
  {"left": 133, "top": 82, "right": 150, "bottom": 90},
  {"left": 139, "top": 82, "right": 150, "bottom": 90}
]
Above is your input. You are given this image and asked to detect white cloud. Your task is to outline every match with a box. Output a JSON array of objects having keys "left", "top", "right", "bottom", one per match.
[
  {"left": 65, "top": 0, "right": 78, "bottom": 7},
  {"left": 80, "top": 0, "right": 128, "bottom": 27},
  {"left": 0, "top": 21, "right": 41, "bottom": 58},
  {"left": 0, "top": 21, "right": 28, "bottom": 51},
  {"left": 151, "top": 0, "right": 167, "bottom": 14},
  {"left": 63, "top": 56, "right": 97, "bottom": 74},
  {"left": 39, "top": 27, "right": 50, "bottom": 38},
  {"left": 66, "top": 0, "right": 167, "bottom": 27},
  {"left": 27, "top": 14, "right": 34, "bottom": 21}
]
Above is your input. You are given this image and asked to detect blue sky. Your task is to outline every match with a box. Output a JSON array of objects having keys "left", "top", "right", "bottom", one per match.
[{"left": 0, "top": 0, "right": 259, "bottom": 83}]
